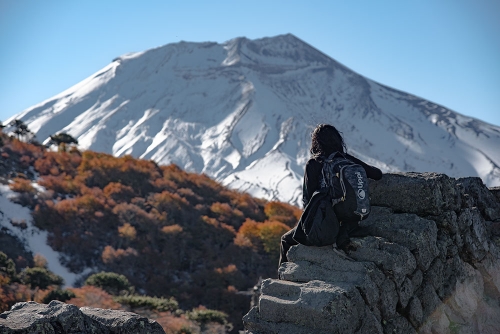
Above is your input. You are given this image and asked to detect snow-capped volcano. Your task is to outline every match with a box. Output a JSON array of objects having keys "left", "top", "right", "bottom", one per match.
[{"left": 8, "top": 34, "right": 500, "bottom": 205}]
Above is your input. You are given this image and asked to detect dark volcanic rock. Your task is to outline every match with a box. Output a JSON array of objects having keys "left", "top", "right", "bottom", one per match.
[
  {"left": 244, "top": 172, "right": 500, "bottom": 334},
  {"left": 0, "top": 300, "right": 165, "bottom": 334},
  {"left": 458, "top": 178, "right": 500, "bottom": 221},
  {"left": 369, "top": 172, "right": 461, "bottom": 215},
  {"left": 490, "top": 187, "right": 500, "bottom": 206}
]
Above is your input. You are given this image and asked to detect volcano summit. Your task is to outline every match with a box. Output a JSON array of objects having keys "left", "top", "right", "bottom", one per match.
[{"left": 8, "top": 34, "right": 500, "bottom": 205}]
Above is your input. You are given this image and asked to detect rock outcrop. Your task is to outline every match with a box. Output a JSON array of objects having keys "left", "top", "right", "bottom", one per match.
[
  {"left": 0, "top": 300, "right": 165, "bottom": 334},
  {"left": 244, "top": 172, "right": 500, "bottom": 333}
]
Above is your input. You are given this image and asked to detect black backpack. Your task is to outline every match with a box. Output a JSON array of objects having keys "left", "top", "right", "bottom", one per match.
[
  {"left": 293, "top": 152, "right": 370, "bottom": 247},
  {"left": 321, "top": 152, "right": 371, "bottom": 223}
]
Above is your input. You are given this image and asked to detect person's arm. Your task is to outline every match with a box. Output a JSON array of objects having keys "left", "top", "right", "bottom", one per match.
[
  {"left": 345, "top": 153, "right": 383, "bottom": 180},
  {"left": 302, "top": 159, "right": 322, "bottom": 207}
]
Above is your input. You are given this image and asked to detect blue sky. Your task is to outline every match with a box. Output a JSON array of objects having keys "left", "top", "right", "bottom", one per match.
[{"left": 1, "top": 0, "right": 499, "bottom": 126}]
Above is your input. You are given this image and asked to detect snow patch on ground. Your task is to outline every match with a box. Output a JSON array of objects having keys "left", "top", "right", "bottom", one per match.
[{"left": 0, "top": 185, "right": 90, "bottom": 287}]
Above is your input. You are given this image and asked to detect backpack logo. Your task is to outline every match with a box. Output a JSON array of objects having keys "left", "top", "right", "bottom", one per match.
[
  {"left": 355, "top": 171, "right": 363, "bottom": 187},
  {"left": 355, "top": 171, "right": 365, "bottom": 199},
  {"left": 357, "top": 189, "right": 366, "bottom": 199}
]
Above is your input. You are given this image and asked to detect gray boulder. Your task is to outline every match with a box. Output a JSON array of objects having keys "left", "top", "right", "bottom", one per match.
[
  {"left": 458, "top": 178, "right": 500, "bottom": 221},
  {"left": 0, "top": 300, "right": 165, "bottom": 334},
  {"left": 244, "top": 172, "right": 500, "bottom": 334},
  {"left": 369, "top": 172, "right": 461, "bottom": 215}
]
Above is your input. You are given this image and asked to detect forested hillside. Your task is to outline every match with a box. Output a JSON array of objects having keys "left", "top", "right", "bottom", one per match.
[{"left": 0, "top": 129, "right": 301, "bottom": 332}]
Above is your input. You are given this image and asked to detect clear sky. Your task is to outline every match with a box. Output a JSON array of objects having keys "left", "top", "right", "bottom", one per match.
[{"left": 1, "top": 0, "right": 499, "bottom": 126}]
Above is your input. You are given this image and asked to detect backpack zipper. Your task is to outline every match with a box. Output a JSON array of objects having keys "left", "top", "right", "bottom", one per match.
[{"left": 338, "top": 165, "right": 347, "bottom": 201}]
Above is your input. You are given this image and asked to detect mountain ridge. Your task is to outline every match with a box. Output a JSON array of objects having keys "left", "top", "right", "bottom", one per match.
[{"left": 7, "top": 34, "right": 500, "bottom": 205}]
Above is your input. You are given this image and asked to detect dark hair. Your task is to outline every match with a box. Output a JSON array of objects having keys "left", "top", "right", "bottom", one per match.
[{"left": 310, "top": 124, "right": 346, "bottom": 158}]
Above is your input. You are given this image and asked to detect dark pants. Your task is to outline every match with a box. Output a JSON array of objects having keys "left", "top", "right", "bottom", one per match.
[
  {"left": 279, "top": 221, "right": 365, "bottom": 268},
  {"left": 279, "top": 226, "right": 298, "bottom": 267}
]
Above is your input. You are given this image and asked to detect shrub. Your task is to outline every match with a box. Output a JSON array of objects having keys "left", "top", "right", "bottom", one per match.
[
  {"left": 264, "top": 201, "right": 301, "bottom": 227},
  {"left": 154, "top": 313, "right": 195, "bottom": 334},
  {"left": 85, "top": 272, "right": 132, "bottom": 296},
  {"left": 78, "top": 151, "right": 159, "bottom": 194},
  {"left": 235, "top": 219, "right": 289, "bottom": 255},
  {"left": 113, "top": 203, "right": 158, "bottom": 226},
  {"left": 235, "top": 219, "right": 261, "bottom": 249},
  {"left": 187, "top": 307, "right": 228, "bottom": 324},
  {"left": 114, "top": 294, "right": 178, "bottom": 312},
  {"left": 53, "top": 198, "right": 79, "bottom": 220},
  {"left": 38, "top": 175, "right": 82, "bottom": 195},
  {"left": 101, "top": 246, "right": 138, "bottom": 264},
  {"left": 177, "top": 187, "right": 202, "bottom": 203},
  {"left": 0, "top": 283, "right": 31, "bottom": 312},
  {"left": 103, "top": 182, "right": 135, "bottom": 203},
  {"left": 229, "top": 192, "right": 266, "bottom": 222},
  {"left": 19, "top": 154, "right": 33, "bottom": 168},
  {"left": 118, "top": 223, "right": 137, "bottom": 240},
  {"left": 33, "top": 254, "right": 48, "bottom": 268},
  {"left": 238, "top": 219, "right": 260, "bottom": 238},
  {"left": 9, "top": 178, "right": 35, "bottom": 194},
  {"left": 34, "top": 151, "right": 81, "bottom": 177},
  {"left": 67, "top": 286, "right": 121, "bottom": 309},
  {"left": 75, "top": 193, "right": 105, "bottom": 214},
  {"left": 161, "top": 224, "right": 183, "bottom": 235},
  {"left": 42, "top": 289, "right": 76, "bottom": 303},
  {"left": 177, "top": 326, "right": 194, "bottom": 334},
  {"left": 21, "top": 267, "right": 64, "bottom": 289},
  {"left": 0, "top": 252, "right": 16, "bottom": 280},
  {"left": 210, "top": 202, "right": 232, "bottom": 216},
  {"left": 258, "top": 221, "right": 289, "bottom": 254},
  {"left": 210, "top": 202, "right": 244, "bottom": 227},
  {"left": 149, "top": 191, "right": 189, "bottom": 218}
]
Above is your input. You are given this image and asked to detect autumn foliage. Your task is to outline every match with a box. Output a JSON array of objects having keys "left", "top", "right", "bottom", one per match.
[
  {"left": 9, "top": 178, "right": 35, "bottom": 194},
  {"left": 1, "top": 136, "right": 301, "bottom": 332}
]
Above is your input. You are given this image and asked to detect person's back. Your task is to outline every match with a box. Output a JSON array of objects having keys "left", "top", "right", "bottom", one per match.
[{"left": 279, "top": 124, "right": 382, "bottom": 267}]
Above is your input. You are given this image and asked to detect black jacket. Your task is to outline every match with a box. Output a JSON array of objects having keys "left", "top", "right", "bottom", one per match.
[{"left": 302, "top": 153, "right": 383, "bottom": 207}]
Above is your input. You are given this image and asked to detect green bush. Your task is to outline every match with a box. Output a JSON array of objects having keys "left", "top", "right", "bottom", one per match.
[
  {"left": 85, "top": 272, "right": 132, "bottom": 295},
  {"left": 42, "top": 289, "right": 76, "bottom": 303},
  {"left": 114, "top": 294, "right": 178, "bottom": 312},
  {"left": 187, "top": 308, "right": 228, "bottom": 324},
  {"left": 177, "top": 326, "right": 193, "bottom": 334},
  {"left": 21, "top": 267, "right": 63, "bottom": 289},
  {"left": 0, "top": 252, "right": 16, "bottom": 279}
]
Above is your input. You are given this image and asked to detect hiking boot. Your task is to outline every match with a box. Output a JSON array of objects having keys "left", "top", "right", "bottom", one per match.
[{"left": 336, "top": 228, "right": 350, "bottom": 249}]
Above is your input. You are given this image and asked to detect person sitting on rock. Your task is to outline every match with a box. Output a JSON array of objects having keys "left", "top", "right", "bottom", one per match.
[{"left": 279, "top": 123, "right": 383, "bottom": 267}]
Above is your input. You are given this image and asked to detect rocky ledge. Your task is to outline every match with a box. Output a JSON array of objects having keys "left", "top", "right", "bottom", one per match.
[
  {"left": 244, "top": 172, "right": 500, "bottom": 334},
  {"left": 0, "top": 300, "right": 165, "bottom": 334}
]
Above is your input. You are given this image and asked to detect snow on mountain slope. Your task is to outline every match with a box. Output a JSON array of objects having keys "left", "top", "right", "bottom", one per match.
[{"left": 8, "top": 34, "right": 500, "bottom": 206}]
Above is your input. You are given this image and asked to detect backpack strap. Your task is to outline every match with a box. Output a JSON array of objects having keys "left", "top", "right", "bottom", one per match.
[
  {"left": 325, "top": 152, "right": 336, "bottom": 162},
  {"left": 324, "top": 151, "right": 345, "bottom": 163},
  {"left": 320, "top": 155, "right": 336, "bottom": 199},
  {"left": 321, "top": 151, "right": 348, "bottom": 205}
]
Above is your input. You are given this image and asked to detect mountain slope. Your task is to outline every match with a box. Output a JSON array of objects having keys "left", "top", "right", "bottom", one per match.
[{"left": 8, "top": 34, "right": 500, "bottom": 205}]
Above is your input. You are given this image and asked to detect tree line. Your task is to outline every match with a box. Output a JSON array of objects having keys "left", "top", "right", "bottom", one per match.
[{"left": 0, "top": 119, "right": 78, "bottom": 151}]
